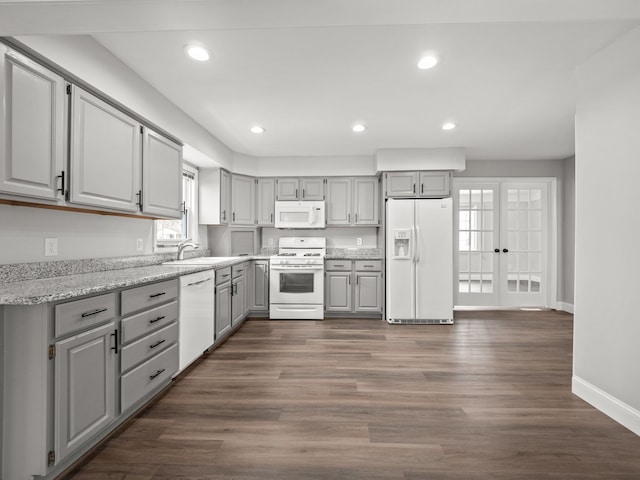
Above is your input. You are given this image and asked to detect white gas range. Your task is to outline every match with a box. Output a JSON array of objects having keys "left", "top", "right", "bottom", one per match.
[{"left": 269, "top": 237, "right": 326, "bottom": 320}]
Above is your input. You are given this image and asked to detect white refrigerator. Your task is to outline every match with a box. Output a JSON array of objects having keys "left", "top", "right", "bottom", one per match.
[{"left": 385, "top": 197, "right": 453, "bottom": 324}]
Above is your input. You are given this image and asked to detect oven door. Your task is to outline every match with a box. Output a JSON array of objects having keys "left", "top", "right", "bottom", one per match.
[{"left": 269, "top": 264, "right": 324, "bottom": 304}]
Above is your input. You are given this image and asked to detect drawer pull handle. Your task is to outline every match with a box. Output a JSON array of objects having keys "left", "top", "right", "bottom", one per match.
[
  {"left": 222, "top": 273, "right": 230, "bottom": 278},
  {"left": 149, "top": 368, "right": 166, "bottom": 380},
  {"left": 150, "top": 339, "right": 166, "bottom": 349},
  {"left": 81, "top": 308, "right": 108, "bottom": 318},
  {"left": 149, "top": 292, "right": 166, "bottom": 298},
  {"left": 149, "top": 315, "right": 165, "bottom": 324},
  {"left": 363, "top": 265, "right": 374, "bottom": 268},
  {"left": 334, "top": 264, "right": 345, "bottom": 267}
]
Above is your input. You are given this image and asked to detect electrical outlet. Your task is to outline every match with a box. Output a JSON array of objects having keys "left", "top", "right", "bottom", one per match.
[
  {"left": 356, "top": 237, "right": 363, "bottom": 246},
  {"left": 44, "top": 237, "right": 58, "bottom": 257},
  {"left": 136, "top": 238, "right": 144, "bottom": 251}
]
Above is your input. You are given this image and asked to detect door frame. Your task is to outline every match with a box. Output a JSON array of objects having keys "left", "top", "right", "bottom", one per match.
[{"left": 452, "top": 177, "right": 558, "bottom": 309}]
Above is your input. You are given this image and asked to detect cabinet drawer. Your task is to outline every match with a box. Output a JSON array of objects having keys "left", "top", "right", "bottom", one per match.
[
  {"left": 325, "top": 260, "right": 352, "bottom": 271},
  {"left": 121, "top": 300, "right": 178, "bottom": 344},
  {"left": 121, "top": 321, "right": 178, "bottom": 373},
  {"left": 216, "top": 267, "right": 232, "bottom": 285},
  {"left": 121, "top": 279, "right": 178, "bottom": 316},
  {"left": 121, "top": 343, "right": 178, "bottom": 413},
  {"left": 355, "top": 260, "right": 382, "bottom": 271},
  {"left": 232, "top": 262, "right": 247, "bottom": 278},
  {"left": 55, "top": 292, "right": 116, "bottom": 338}
]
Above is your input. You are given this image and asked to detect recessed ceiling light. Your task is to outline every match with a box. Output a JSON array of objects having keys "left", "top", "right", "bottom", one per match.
[
  {"left": 441, "top": 122, "right": 456, "bottom": 131},
  {"left": 417, "top": 55, "right": 438, "bottom": 70},
  {"left": 250, "top": 125, "right": 265, "bottom": 134},
  {"left": 185, "top": 45, "right": 210, "bottom": 62},
  {"left": 352, "top": 124, "right": 367, "bottom": 133}
]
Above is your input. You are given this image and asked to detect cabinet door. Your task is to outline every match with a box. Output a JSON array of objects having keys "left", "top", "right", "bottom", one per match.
[
  {"left": 385, "top": 172, "right": 418, "bottom": 197},
  {"left": 0, "top": 46, "right": 65, "bottom": 202},
  {"left": 326, "top": 177, "right": 352, "bottom": 225},
  {"left": 231, "top": 276, "right": 245, "bottom": 326},
  {"left": 199, "top": 168, "right": 230, "bottom": 225},
  {"left": 419, "top": 171, "right": 451, "bottom": 197},
  {"left": 70, "top": 86, "right": 142, "bottom": 212},
  {"left": 325, "top": 271, "right": 352, "bottom": 312},
  {"left": 215, "top": 282, "right": 232, "bottom": 339},
  {"left": 251, "top": 261, "right": 269, "bottom": 311},
  {"left": 355, "top": 272, "right": 383, "bottom": 312},
  {"left": 256, "top": 177, "right": 275, "bottom": 225},
  {"left": 231, "top": 174, "right": 255, "bottom": 225},
  {"left": 142, "top": 128, "right": 182, "bottom": 218},
  {"left": 55, "top": 321, "right": 117, "bottom": 463},
  {"left": 275, "top": 177, "right": 299, "bottom": 200},
  {"left": 300, "top": 177, "right": 325, "bottom": 200},
  {"left": 354, "top": 177, "right": 379, "bottom": 225}
]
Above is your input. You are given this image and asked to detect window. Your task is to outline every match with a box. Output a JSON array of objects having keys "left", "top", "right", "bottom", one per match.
[{"left": 155, "top": 164, "right": 198, "bottom": 249}]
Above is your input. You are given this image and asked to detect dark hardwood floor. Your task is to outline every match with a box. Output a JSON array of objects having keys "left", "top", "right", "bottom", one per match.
[{"left": 64, "top": 311, "right": 640, "bottom": 479}]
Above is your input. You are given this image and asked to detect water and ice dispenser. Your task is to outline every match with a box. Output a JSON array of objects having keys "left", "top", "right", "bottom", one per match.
[{"left": 392, "top": 229, "right": 411, "bottom": 259}]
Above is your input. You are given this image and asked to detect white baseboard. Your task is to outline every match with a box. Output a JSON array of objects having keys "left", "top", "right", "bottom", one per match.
[
  {"left": 558, "top": 302, "right": 574, "bottom": 314},
  {"left": 572, "top": 376, "right": 640, "bottom": 437}
]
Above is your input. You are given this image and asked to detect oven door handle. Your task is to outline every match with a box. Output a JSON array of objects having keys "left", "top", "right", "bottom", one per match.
[{"left": 270, "top": 265, "right": 324, "bottom": 271}]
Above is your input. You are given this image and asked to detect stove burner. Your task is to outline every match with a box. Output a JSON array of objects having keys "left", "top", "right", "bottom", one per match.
[{"left": 304, "top": 253, "right": 321, "bottom": 256}]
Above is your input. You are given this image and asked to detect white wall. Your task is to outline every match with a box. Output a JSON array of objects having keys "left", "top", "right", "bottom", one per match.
[
  {"left": 262, "top": 227, "right": 379, "bottom": 249},
  {"left": 562, "top": 156, "right": 575, "bottom": 308},
  {"left": 235, "top": 154, "right": 377, "bottom": 177},
  {"left": 573, "top": 25, "right": 640, "bottom": 435}
]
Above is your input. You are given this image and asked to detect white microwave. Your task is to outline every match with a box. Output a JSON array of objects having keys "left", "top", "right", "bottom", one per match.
[{"left": 274, "top": 201, "right": 325, "bottom": 229}]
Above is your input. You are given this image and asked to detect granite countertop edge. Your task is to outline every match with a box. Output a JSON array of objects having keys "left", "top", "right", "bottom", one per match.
[{"left": 0, "top": 256, "right": 268, "bottom": 306}]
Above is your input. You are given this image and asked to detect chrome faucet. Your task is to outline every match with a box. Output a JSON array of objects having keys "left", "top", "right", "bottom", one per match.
[{"left": 177, "top": 238, "right": 199, "bottom": 260}]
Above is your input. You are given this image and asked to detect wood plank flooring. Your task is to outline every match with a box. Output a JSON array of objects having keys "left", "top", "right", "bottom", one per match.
[{"left": 63, "top": 311, "right": 640, "bottom": 479}]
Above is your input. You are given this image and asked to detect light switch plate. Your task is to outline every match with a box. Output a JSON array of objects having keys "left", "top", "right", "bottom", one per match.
[
  {"left": 136, "top": 238, "right": 143, "bottom": 251},
  {"left": 356, "top": 237, "right": 363, "bottom": 246}
]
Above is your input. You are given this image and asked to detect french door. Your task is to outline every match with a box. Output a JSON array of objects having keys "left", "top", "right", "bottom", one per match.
[{"left": 454, "top": 180, "right": 550, "bottom": 307}]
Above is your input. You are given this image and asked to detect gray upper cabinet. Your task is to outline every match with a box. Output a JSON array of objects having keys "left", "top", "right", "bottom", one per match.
[
  {"left": 353, "top": 177, "right": 379, "bottom": 225},
  {"left": 300, "top": 177, "right": 325, "bottom": 200},
  {"left": 326, "top": 177, "right": 352, "bottom": 225},
  {"left": 256, "top": 177, "right": 275, "bottom": 225},
  {"left": 231, "top": 173, "right": 255, "bottom": 225},
  {"left": 275, "top": 177, "right": 299, "bottom": 200},
  {"left": 141, "top": 127, "right": 182, "bottom": 219},
  {"left": 199, "top": 168, "right": 230, "bottom": 225},
  {"left": 419, "top": 171, "right": 451, "bottom": 197},
  {"left": 276, "top": 177, "right": 325, "bottom": 200},
  {"left": 385, "top": 172, "right": 418, "bottom": 197},
  {"left": 326, "top": 176, "right": 379, "bottom": 226},
  {"left": 385, "top": 171, "right": 452, "bottom": 198},
  {"left": 70, "top": 86, "right": 142, "bottom": 213},
  {"left": 0, "top": 46, "right": 66, "bottom": 202}
]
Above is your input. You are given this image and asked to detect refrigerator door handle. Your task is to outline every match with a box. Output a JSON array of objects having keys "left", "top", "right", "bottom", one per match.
[{"left": 415, "top": 224, "right": 421, "bottom": 263}]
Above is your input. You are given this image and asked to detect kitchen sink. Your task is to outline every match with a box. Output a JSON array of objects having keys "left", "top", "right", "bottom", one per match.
[{"left": 162, "top": 256, "right": 239, "bottom": 266}]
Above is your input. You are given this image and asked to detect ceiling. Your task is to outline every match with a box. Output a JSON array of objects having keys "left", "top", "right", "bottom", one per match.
[{"left": 2, "top": 0, "right": 640, "bottom": 161}]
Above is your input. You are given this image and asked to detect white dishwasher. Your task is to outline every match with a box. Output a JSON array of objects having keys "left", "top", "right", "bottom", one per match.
[{"left": 178, "top": 269, "right": 215, "bottom": 373}]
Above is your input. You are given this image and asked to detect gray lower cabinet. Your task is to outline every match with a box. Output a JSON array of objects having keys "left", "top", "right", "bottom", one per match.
[
  {"left": 55, "top": 321, "right": 117, "bottom": 462},
  {"left": 325, "top": 271, "right": 352, "bottom": 311},
  {"left": 215, "top": 267, "right": 232, "bottom": 340},
  {"left": 325, "top": 260, "right": 383, "bottom": 315},
  {"left": 119, "top": 279, "right": 179, "bottom": 413},
  {"left": 231, "top": 262, "right": 249, "bottom": 326},
  {"left": 250, "top": 260, "right": 269, "bottom": 313}
]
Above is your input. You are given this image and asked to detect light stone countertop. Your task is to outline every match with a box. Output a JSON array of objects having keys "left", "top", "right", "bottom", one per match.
[{"left": 0, "top": 255, "right": 269, "bottom": 306}]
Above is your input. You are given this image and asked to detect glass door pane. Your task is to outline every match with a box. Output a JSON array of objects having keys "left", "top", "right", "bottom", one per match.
[
  {"left": 500, "top": 182, "right": 548, "bottom": 306},
  {"left": 454, "top": 183, "right": 500, "bottom": 306}
]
